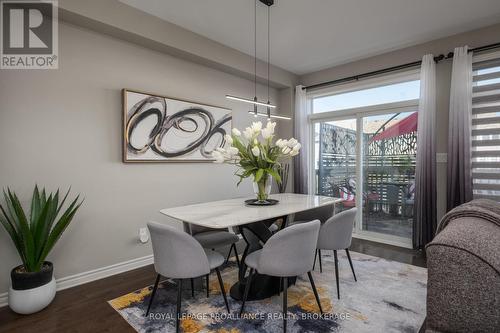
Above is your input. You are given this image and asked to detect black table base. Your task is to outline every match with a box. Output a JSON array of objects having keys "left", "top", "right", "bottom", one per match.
[
  {"left": 230, "top": 275, "right": 284, "bottom": 301},
  {"left": 229, "top": 217, "right": 296, "bottom": 301}
]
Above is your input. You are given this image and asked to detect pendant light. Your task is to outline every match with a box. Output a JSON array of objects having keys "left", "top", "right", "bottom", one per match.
[{"left": 226, "top": 0, "right": 290, "bottom": 120}]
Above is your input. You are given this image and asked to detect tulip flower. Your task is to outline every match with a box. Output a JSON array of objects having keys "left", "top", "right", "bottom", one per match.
[{"left": 252, "top": 146, "right": 260, "bottom": 157}]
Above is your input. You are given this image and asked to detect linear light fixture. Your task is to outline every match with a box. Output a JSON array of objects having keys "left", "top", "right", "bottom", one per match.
[
  {"left": 248, "top": 111, "right": 291, "bottom": 120},
  {"left": 226, "top": 0, "right": 280, "bottom": 117},
  {"left": 226, "top": 95, "right": 276, "bottom": 108}
]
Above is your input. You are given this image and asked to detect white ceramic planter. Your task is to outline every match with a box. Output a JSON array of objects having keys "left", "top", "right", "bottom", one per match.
[{"left": 9, "top": 277, "right": 56, "bottom": 314}]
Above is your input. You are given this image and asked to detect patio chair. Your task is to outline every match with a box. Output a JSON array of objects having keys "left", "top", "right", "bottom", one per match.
[
  {"left": 386, "top": 184, "right": 400, "bottom": 216},
  {"left": 339, "top": 186, "right": 356, "bottom": 208},
  {"left": 402, "top": 182, "right": 415, "bottom": 218},
  {"left": 340, "top": 178, "right": 380, "bottom": 212}
]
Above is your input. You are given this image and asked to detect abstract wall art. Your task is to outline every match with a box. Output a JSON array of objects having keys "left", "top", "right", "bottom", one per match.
[{"left": 123, "top": 89, "right": 232, "bottom": 162}]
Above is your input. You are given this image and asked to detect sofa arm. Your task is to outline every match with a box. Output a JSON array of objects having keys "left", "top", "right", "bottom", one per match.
[{"left": 425, "top": 217, "right": 500, "bottom": 332}]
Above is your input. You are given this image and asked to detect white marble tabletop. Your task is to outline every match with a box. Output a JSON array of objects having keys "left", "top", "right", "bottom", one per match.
[{"left": 160, "top": 193, "right": 343, "bottom": 229}]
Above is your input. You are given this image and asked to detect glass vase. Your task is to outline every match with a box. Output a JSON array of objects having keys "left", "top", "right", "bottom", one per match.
[{"left": 253, "top": 174, "right": 272, "bottom": 202}]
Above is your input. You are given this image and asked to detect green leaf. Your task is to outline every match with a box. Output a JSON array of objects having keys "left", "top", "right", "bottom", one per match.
[
  {"left": 36, "top": 196, "right": 83, "bottom": 269},
  {"left": 56, "top": 188, "right": 71, "bottom": 217},
  {"left": 7, "top": 189, "right": 36, "bottom": 271},
  {"left": 33, "top": 195, "right": 55, "bottom": 263},
  {"left": 30, "top": 185, "right": 41, "bottom": 228},
  {"left": 267, "top": 168, "right": 282, "bottom": 184},
  {"left": 0, "top": 204, "right": 26, "bottom": 264},
  {"left": 0, "top": 186, "right": 82, "bottom": 272},
  {"left": 231, "top": 136, "right": 248, "bottom": 158},
  {"left": 254, "top": 169, "right": 264, "bottom": 182}
]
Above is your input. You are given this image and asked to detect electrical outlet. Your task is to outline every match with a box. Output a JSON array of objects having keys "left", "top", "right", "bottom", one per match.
[{"left": 139, "top": 227, "right": 149, "bottom": 243}]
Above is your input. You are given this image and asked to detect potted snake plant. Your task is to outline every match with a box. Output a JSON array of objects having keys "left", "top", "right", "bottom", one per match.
[{"left": 0, "top": 186, "right": 82, "bottom": 314}]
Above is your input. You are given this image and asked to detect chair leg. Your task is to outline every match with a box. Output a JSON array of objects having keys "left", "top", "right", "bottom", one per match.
[
  {"left": 176, "top": 279, "right": 182, "bottom": 333},
  {"left": 313, "top": 249, "right": 318, "bottom": 271},
  {"left": 282, "top": 277, "right": 288, "bottom": 333},
  {"left": 225, "top": 243, "right": 234, "bottom": 264},
  {"left": 240, "top": 268, "right": 254, "bottom": 316},
  {"left": 206, "top": 274, "right": 209, "bottom": 298},
  {"left": 318, "top": 249, "right": 323, "bottom": 273},
  {"left": 345, "top": 249, "right": 357, "bottom": 282},
  {"left": 307, "top": 271, "right": 323, "bottom": 314},
  {"left": 190, "top": 278, "right": 195, "bottom": 297},
  {"left": 333, "top": 250, "right": 340, "bottom": 299},
  {"left": 215, "top": 268, "right": 230, "bottom": 313},
  {"left": 145, "top": 274, "right": 161, "bottom": 317}
]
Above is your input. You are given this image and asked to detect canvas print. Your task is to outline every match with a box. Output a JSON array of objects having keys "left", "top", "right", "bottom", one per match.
[{"left": 123, "top": 89, "right": 232, "bottom": 162}]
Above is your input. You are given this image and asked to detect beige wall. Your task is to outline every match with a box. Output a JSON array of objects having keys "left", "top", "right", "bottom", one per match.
[
  {"left": 299, "top": 23, "right": 500, "bottom": 220},
  {"left": 58, "top": 0, "right": 298, "bottom": 89},
  {"left": 0, "top": 22, "right": 282, "bottom": 295}
]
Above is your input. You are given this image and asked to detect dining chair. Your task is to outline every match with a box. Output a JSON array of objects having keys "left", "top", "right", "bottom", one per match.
[
  {"left": 316, "top": 208, "right": 358, "bottom": 299},
  {"left": 184, "top": 223, "right": 240, "bottom": 295},
  {"left": 240, "top": 220, "right": 322, "bottom": 332},
  {"left": 184, "top": 223, "right": 240, "bottom": 266},
  {"left": 289, "top": 204, "right": 335, "bottom": 273},
  {"left": 146, "top": 222, "right": 230, "bottom": 333}
]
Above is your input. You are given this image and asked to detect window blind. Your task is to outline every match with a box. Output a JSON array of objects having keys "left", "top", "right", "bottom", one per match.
[{"left": 472, "top": 57, "right": 500, "bottom": 201}]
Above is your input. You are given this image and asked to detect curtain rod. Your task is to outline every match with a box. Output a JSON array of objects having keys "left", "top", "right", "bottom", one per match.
[{"left": 303, "top": 42, "right": 500, "bottom": 91}]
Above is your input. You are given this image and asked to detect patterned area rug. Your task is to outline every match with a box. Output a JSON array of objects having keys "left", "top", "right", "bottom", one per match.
[{"left": 108, "top": 251, "right": 427, "bottom": 332}]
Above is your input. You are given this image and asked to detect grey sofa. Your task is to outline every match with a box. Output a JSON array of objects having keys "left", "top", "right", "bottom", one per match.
[{"left": 424, "top": 199, "right": 500, "bottom": 333}]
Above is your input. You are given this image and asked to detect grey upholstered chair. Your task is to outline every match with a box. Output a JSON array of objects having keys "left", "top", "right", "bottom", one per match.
[
  {"left": 184, "top": 223, "right": 240, "bottom": 267},
  {"left": 183, "top": 223, "right": 241, "bottom": 295},
  {"left": 317, "top": 208, "right": 358, "bottom": 299},
  {"left": 289, "top": 204, "right": 335, "bottom": 273},
  {"left": 290, "top": 205, "right": 335, "bottom": 225},
  {"left": 147, "top": 222, "right": 230, "bottom": 333},
  {"left": 240, "top": 220, "right": 322, "bottom": 332}
]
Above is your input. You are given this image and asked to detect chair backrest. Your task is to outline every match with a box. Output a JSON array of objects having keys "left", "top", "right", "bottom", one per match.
[
  {"left": 183, "top": 222, "right": 229, "bottom": 235},
  {"left": 291, "top": 205, "right": 334, "bottom": 224},
  {"left": 386, "top": 185, "right": 400, "bottom": 204},
  {"left": 317, "top": 208, "right": 357, "bottom": 250},
  {"left": 148, "top": 221, "right": 210, "bottom": 279},
  {"left": 258, "top": 220, "right": 320, "bottom": 277}
]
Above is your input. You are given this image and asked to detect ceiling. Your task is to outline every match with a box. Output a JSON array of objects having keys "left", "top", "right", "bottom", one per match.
[{"left": 120, "top": 0, "right": 500, "bottom": 75}]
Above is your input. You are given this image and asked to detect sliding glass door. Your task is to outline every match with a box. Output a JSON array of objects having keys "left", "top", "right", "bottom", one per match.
[
  {"left": 361, "top": 112, "right": 417, "bottom": 241},
  {"left": 310, "top": 73, "right": 420, "bottom": 247},
  {"left": 312, "top": 104, "right": 418, "bottom": 247},
  {"left": 314, "top": 118, "right": 357, "bottom": 213}
]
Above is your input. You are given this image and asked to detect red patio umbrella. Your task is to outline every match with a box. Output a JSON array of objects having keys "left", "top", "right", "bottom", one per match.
[{"left": 370, "top": 112, "right": 418, "bottom": 141}]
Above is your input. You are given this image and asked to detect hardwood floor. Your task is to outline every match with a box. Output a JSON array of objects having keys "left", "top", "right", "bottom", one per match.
[
  {"left": 350, "top": 238, "right": 426, "bottom": 268},
  {"left": 0, "top": 239, "right": 425, "bottom": 333}
]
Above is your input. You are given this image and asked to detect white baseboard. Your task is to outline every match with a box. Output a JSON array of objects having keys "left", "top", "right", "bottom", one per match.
[{"left": 0, "top": 254, "right": 154, "bottom": 308}]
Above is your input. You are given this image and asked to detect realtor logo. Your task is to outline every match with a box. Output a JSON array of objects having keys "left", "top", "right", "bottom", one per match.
[{"left": 1, "top": 0, "right": 58, "bottom": 69}]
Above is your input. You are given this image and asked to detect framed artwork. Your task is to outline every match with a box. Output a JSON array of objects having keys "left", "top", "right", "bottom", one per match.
[{"left": 123, "top": 89, "right": 232, "bottom": 162}]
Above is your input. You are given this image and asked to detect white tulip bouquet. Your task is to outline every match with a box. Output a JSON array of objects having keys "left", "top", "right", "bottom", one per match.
[{"left": 212, "top": 121, "right": 301, "bottom": 202}]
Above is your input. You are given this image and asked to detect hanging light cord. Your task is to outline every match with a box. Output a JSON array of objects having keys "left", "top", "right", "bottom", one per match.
[
  {"left": 254, "top": 0, "right": 258, "bottom": 116},
  {"left": 267, "top": 4, "right": 271, "bottom": 119},
  {"left": 254, "top": 0, "right": 257, "bottom": 100}
]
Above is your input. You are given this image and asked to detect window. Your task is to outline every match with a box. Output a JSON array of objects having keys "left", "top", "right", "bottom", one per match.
[
  {"left": 472, "top": 55, "right": 500, "bottom": 201},
  {"left": 309, "top": 72, "right": 419, "bottom": 248},
  {"left": 313, "top": 80, "right": 420, "bottom": 113}
]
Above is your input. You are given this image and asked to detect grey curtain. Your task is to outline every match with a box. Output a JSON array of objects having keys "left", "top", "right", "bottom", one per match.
[
  {"left": 293, "top": 85, "right": 311, "bottom": 194},
  {"left": 413, "top": 54, "right": 437, "bottom": 249},
  {"left": 447, "top": 46, "right": 473, "bottom": 210}
]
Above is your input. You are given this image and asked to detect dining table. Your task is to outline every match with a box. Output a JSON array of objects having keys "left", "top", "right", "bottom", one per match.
[{"left": 160, "top": 193, "right": 343, "bottom": 301}]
